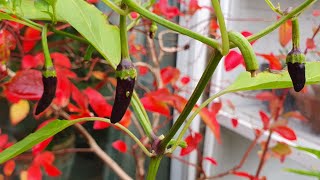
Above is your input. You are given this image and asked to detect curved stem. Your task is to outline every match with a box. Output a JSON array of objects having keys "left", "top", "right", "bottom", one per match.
[
  {"left": 123, "top": 0, "right": 221, "bottom": 51},
  {"left": 211, "top": 0, "right": 229, "bottom": 55},
  {"left": 159, "top": 50, "right": 223, "bottom": 151},
  {"left": 101, "top": 0, "right": 128, "bottom": 15}
]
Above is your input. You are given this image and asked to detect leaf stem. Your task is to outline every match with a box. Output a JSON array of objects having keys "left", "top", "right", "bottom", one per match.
[
  {"left": 123, "top": 0, "right": 221, "bottom": 51},
  {"left": 159, "top": 50, "right": 223, "bottom": 151},
  {"left": 264, "top": 0, "right": 283, "bottom": 15},
  {"left": 101, "top": 0, "right": 128, "bottom": 15},
  {"left": 41, "top": 24, "right": 54, "bottom": 70},
  {"left": 49, "top": 25, "right": 89, "bottom": 44},
  {"left": 211, "top": 0, "right": 229, "bottom": 55},
  {"left": 292, "top": 18, "right": 300, "bottom": 48}
]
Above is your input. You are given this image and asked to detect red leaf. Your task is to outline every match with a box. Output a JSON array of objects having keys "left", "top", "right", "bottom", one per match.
[
  {"left": 199, "top": 107, "right": 221, "bottom": 143},
  {"left": 203, "top": 157, "right": 218, "bottom": 166},
  {"left": 141, "top": 96, "right": 170, "bottom": 117},
  {"left": 153, "top": 0, "right": 180, "bottom": 19},
  {"left": 188, "top": 0, "right": 201, "bottom": 15},
  {"left": 259, "top": 111, "right": 270, "bottom": 130},
  {"left": 231, "top": 118, "right": 238, "bottom": 128},
  {"left": 0, "top": 29, "right": 16, "bottom": 50},
  {"left": 4, "top": 160, "right": 15, "bottom": 176},
  {"left": 272, "top": 126, "right": 297, "bottom": 140},
  {"left": 306, "top": 38, "right": 316, "bottom": 49},
  {"left": 4, "top": 69, "right": 42, "bottom": 102},
  {"left": 21, "top": 55, "right": 44, "bottom": 69},
  {"left": 34, "top": 151, "right": 55, "bottom": 165},
  {"left": 241, "top": 31, "right": 256, "bottom": 45},
  {"left": 27, "top": 164, "right": 42, "bottom": 180},
  {"left": 83, "top": 87, "right": 112, "bottom": 117},
  {"left": 160, "top": 66, "right": 180, "bottom": 86},
  {"left": 112, "top": 140, "right": 127, "bottom": 153},
  {"left": 0, "top": 134, "right": 9, "bottom": 148},
  {"left": 256, "top": 92, "right": 277, "bottom": 101},
  {"left": 282, "top": 111, "right": 307, "bottom": 122},
  {"left": 23, "top": 27, "right": 41, "bottom": 53},
  {"left": 180, "top": 76, "right": 190, "bottom": 85},
  {"left": 93, "top": 121, "right": 111, "bottom": 130},
  {"left": 210, "top": 19, "right": 219, "bottom": 31},
  {"left": 279, "top": 19, "right": 292, "bottom": 47},
  {"left": 51, "top": 53, "right": 72, "bottom": 69},
  {"left": 224, "top": 51, "right": 244, "bottom": 71},
  {"left": 53, "top": 76, "right": 71, "bottom": 107},
  {"left": 233, "top": 171, "right": 254, "bottom": 179},
  {"left": 71, "top": 85, "right": 89, "bottom": 112},
  {"left": 138, "top": 66, "right": 149, "bottom": 76},
  {"left": 210, "top": 102, "right": 222, "bottom": 115},
  {"left": 313, "top": 10, "right": 320, "bottom": 16},
  {"left": 257, "top": 53, "right": 282, "bottom": 70},
  {"left": 86, "top": 0, "right": 99, "bottom": 3},
  {"left": 180, "top": 132, "right": 202, "bottom": 156},
  {"left": 42, "top": 162, "right": 61, "bottom": 177}
]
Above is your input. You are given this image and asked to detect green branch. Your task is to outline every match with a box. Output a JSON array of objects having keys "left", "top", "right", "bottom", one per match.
[
  {"left": 211, "top": 0, "right": 229, "bottom": 55},
  {"left": 159, "top": 51, "right": 223, "bottom": 151},
  {"left": 120, "top": 15, "right": 130, "bottom": 59},
  {"left": 123, "top": 0, "right": 221, "bottom": 51},
  {"left": 101, "top": 0, "right": 128, "bottom": 15}
]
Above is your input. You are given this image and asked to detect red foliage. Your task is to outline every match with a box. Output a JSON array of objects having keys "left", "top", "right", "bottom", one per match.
[
  {"left": 306, "top": 38, "right": 316, "bottom": 49},
  {"left": 279, "top": 19, "right": 292, "bottom": 47},
  {"left": 86, "top": 0, "right": 99, "bottom": 3},
  {"left": 256, "top": 53, "right": 282, "bottom": 70},
  {"left": 224, "top": 51, "right": 244, "bottom": 71},
  {"left": 28, "top": 151, "right": 61, "bottom": 179},
  {"left": 112, "top": 140, "right": 127, "bottom": 153},
  {"left": 23, "top": 27, "right": 41, "bottom": 53},
  {"left": 153, "top": 0, "right": 180, "bottom": 19},
  {"left": 259, "top": 111, "right": 270, "bottom": 130},
  {"left": 272, "top": 126, "right": 297, "bottom": 141},
  {"left": 231, "top": 118, "right": 238, "bottom": 128},
  {"left": 203, "top": 157, "right": 218, "bottom": 166},
  {"left": 180, "top": 132, "right": 202, "bottom": 156},
  {"left": 161, "top": 66, "right": 180, "bottom": 86},
  {"left": 4, "top": 160, "right": 15, "bottom": 176}
]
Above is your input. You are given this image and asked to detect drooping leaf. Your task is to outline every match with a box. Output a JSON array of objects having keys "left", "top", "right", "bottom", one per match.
[
  {"left": 3, "top": 160, "right": 15, "bottom": 176},
  {"left": 27, "top": 164, "right": 42, "bottom": 180},
  {"left": 224, "top": 51, "right": 244, "bottom": 71},
  {"left": 284, "top": 168, "right": 320, "bottom": 178},
  {"left": 279, "top": 19, "right": 292, "bottom": 47},
  {"left": 10, "top": 100, "right": 30, "bottom": 125}
]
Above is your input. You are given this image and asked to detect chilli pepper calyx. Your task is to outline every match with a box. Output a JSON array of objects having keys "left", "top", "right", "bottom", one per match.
[{"left": 286, "top": 48, "right": 306, "bottom": 92}]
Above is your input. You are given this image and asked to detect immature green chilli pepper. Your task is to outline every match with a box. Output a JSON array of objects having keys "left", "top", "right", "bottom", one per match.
[
  {"left": 286, "top": 48, "right": 306, "bottom": 92},
  {"left": 111, "top": 59, "right": 136, "bottom": 123},
  {"left": 35, "top": 68, "right": 57, "bottom": 115}
]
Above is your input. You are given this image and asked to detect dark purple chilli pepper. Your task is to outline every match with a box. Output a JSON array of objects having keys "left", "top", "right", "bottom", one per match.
[
  {"left": 111, "top": 59, "right": 136, "bottom": 123},
  {"left": 35, "top": 68, "right": 57, "bottom": 115},
  {"left": 286, "top": 48, "right": 306, "bottom": 92}
]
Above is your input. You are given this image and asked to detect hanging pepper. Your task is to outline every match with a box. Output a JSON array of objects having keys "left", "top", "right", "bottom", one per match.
[
  {"left": 286, "top": 18, "right": 305, "bottom": 92},
  {"left": 111, "top": 59, "right": 136, "bottom": 123},
  {"left": 35, "top": 24, "right": 57, "bottom": 115}
]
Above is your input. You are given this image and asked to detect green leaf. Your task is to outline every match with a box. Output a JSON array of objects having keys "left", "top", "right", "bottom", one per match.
[
  {"left": 284, "top": 168, "right": 320, "bottom": 178},
  {"left": 295, "top": 146, "right": 320, "bottom": 159},
  {"left": 0, "top": 118, "right": 109, "bottom": 164},
  {"left": 55, "top": 0, "right": 120, "bottom": 68},
  {"left": 34, "top": 0, "right": 50, "bottom": 12},
  {"left": 224, "top": 62, "right": 320, "bottom": 93},
  {"left": 0, "top": 0, "right": 121, "bottom": 68}
]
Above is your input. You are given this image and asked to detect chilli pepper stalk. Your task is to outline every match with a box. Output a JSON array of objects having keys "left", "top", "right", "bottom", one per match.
[
  {"left": 286, "top": 18, "right": 306, "bottom": 92},
  {"left": 111, "top": 14, "right": 137, "bottom": 123},
  {"left": 35, "top": 24, "right": 57, "bottom": 115}
]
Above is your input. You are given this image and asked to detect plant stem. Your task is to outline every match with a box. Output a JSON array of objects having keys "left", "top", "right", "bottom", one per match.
[
  {"left": 120, "top": 15, "right": 130, "bottom": 59},
  {"left": 41, "top": 24, "right": 54, "bottom": 69},
  {"left": 264, "top": 0, "right": 283, "bottom": 15},
  {"left": 123, "top": 0, "right": 221, "bottom": 51},
  {"left": 101, "top": 0, "right": 128, "bottom": 15},
  {"left": 255, "top": 131, "right": 273, "bottom": 178},
  {"left": 211, "top": 0, "right": 229, "bottom": 55},
  {"left": 247, "top": 0, "right": 317, "bottom": 44},
  {"left": 160, "top": 50, "right": 223, "bottom": 151},
  {"left": 292, "top": 18, "right": 300, "bottom": 48},
  {"left": 146, "top": 156, "right": 163, "bottom": 180},
  {"left": 131, "top": 92, "right": 153, "bottom": 139}
]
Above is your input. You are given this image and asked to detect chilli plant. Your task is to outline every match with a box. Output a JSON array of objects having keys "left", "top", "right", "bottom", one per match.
[{"left": 0, "top": 0, "right": 320, "bottom": 179}]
